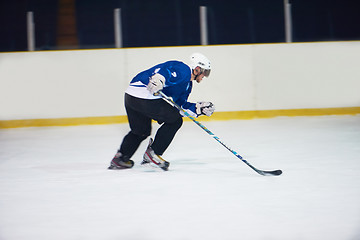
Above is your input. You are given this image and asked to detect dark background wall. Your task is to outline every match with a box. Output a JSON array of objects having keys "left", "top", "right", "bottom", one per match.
[{"left": 0, "top": 0, "right": 359, "bottom": 52}]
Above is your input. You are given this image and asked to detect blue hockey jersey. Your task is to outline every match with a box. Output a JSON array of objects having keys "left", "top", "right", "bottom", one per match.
[{"left": 125, "top": 60, "right": 197, "bottom": 116}]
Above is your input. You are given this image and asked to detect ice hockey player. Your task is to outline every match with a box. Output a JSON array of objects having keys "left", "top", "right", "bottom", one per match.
[{"left": 108, "top": 53, "right": 215, "bottom": 171}]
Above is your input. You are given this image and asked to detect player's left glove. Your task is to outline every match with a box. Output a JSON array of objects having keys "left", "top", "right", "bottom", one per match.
[
  {"left": 147, "top": 73, "right": 165, "bottom": 95},
  {"left": 196, "top": 102, "right": 215, "bottom": 116}
]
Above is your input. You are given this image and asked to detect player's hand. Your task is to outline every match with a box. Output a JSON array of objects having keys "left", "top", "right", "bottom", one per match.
[
  {"left": 147, "top": 73, "right": 165, "bottom": 95},
  {"left": 196, "top": 102, "right": 215, "bottom": 116}
]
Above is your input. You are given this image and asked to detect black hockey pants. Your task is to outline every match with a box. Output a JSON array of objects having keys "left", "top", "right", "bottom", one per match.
[{"left": 119, "top": 93, "right": 183, "bottom": 158}]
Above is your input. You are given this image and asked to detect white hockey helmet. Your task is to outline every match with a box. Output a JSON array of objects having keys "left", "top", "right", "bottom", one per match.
[{"left": 189, "top": 52, "right": 211, "bottom": 77}]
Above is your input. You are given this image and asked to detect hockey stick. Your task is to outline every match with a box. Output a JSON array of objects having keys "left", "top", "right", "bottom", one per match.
[{"left": 159, "top": 91, "right": 282, "bottom": 176}]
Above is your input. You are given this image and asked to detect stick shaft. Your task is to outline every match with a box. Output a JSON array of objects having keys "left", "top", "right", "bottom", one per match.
[
  {"left": 158, "top": 91, "right": 282, "bottom": 176},
  {"left": 159, "top": 91, "right": 244, "bottom": 159}
]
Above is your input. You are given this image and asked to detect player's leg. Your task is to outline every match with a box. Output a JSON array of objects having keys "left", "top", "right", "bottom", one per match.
[
  {"left": 141, "top": 98, "right": 183, "bottom": 170},
  {"left": 109, "top": 94, "right": 152, "bottom": 169}
]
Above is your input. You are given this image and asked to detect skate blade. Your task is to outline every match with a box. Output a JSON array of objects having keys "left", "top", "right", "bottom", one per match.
[
  {"left": 141, "top": 162, "right": 169, "bottom": 171},
  {"left": 108, "top": 164, "right": 131, "bottom": 170}
]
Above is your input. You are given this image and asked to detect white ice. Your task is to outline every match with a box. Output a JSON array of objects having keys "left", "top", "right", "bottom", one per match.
[{"left": 0, "top": 115, "right": 360, "bottom": 240}]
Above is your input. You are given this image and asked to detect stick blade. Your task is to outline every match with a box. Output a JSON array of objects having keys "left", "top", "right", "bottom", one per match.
[{"left": 258, "top": 169, "right": 283, "bottom": 176}]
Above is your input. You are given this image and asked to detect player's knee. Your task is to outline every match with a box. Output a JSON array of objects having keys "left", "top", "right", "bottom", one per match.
[
  {"left": 130, "top": 131, "right": 149, "bottom": 141},
  {"left": 173, "top": 116, "right": 183, "bottom": 130}
]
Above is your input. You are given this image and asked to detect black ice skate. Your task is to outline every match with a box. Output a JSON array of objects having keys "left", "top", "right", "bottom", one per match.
[
  {"left": 108, "top": 153, "right": 134, "bottom": 170},
  {"left": 141, "top": 138, "right": 170, "bottom": 171}
]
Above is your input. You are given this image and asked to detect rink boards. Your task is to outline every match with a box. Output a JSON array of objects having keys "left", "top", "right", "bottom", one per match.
[{"left": 1, "top": 41, "right": 359, "bottom": 128}]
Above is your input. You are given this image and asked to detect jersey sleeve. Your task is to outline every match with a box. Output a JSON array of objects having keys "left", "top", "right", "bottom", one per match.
[{"left": 181, "top": 102, "right": 197, "bottom": 117}]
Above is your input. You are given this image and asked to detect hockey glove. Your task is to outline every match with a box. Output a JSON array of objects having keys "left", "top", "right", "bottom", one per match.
[
  {"left": 196, "top": 102, "right": 215, "bottom": 116},
  {"left": 147, "top": 73, "right": 165, "bottom": 95}
]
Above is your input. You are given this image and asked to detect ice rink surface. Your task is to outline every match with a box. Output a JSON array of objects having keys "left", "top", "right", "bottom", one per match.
[{"left": 0, "top": 115, "right": 359, "bottom": 240}]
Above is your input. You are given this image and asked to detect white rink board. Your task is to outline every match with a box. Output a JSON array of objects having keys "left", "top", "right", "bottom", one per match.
[
  {"left": 0, "top": 41, "right": 359, "bottom": 120},
  {"left": 253, "top": 42, "right": 360, "bottom": 110}
]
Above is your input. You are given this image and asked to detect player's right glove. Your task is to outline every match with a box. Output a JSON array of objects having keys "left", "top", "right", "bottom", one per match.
[
  {"left": 147, "top": 73, "right": 165, "bottom": 95},
  {"left": 196, "top": 102, "right": 215, "bottom": 116}
]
